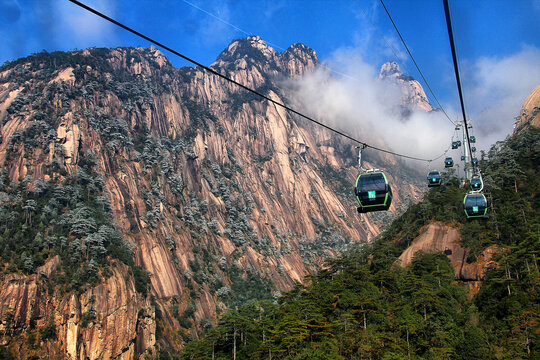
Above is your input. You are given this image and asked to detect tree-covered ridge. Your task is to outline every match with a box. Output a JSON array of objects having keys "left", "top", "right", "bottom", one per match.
[
  {"left": 177, "top": 128, "right": 539, "bottom": 359},
  {"left": 177, "top": 251, "right": 480, "bottom": 360}
]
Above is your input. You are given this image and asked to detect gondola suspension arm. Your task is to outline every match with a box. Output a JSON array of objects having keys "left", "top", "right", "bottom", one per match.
[{"left": 357, "top": 145, "right": 368, "bottom": 172}]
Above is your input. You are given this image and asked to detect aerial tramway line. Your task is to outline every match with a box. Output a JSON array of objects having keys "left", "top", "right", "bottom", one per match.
[
  {"left": 443, "top": 0, "right": 488, "bottom": 219},
  {"left": 69, "top": 0, "right": 488, "bottom": 219},
  {"left": 351, "top": 0, "right": 488, "bottom": 217}
]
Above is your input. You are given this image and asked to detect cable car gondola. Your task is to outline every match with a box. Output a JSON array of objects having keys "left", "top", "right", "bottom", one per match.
[
  {"left": 470, "top": 172, "right": 483, "bottom": 191},
  {"left": 470, "top": 136, "right": 476, "bottom": 143},
  {"left": 472, "top": 158, "right": 479, "bottom": 166},
  {"left": 461, "top": 155, "right": 465, "bottom": 161},
  {"left": 470, "top": 177, "right": 482, "bottom": 191},
  {"left": 354, "top": 146, "right": 392, "bottom": 213},
  {"left": 452, "top": 141, "right": 459, "bottom": 149},
  {"left": 463, "top": 193, "right": 488, "bottom": 218},
  {"left": 427, "top": 170, "right": 441, "bottom": 187},
  {"left": 355, "top": 171, "right": 393, "bottom": 213},
  {"left": 471, "top": 146, "right": 476, "bottom": 153},
  {"left": 457, "top": 140, "right": 461, "bottom": 146},
  {"left": 444, "top": 157, "right": 454, "bottom": 168}
]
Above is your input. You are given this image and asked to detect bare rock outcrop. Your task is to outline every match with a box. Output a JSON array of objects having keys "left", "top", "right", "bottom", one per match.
[
  {"left": 396, "top": 222, "right": 497, "bottom": 282},
  {"left": 56, "top": 116, "right": 80, "bottom": 165},
  {"left": 379, "top": 61, "right": 434, "bottom": 113},
  {"left": 0, "top": 38, "right": 426, "bottom": 356},
  {"left": 513, "top": 83, "right": 540, "bottom": 134}
]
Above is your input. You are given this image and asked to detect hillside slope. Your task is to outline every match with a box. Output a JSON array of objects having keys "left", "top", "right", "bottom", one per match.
[{"left": 179, "top": 127, "right": 540, "bottom": 359}]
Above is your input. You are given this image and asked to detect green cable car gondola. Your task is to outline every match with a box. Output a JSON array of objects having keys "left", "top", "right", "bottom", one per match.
[
  {"left": 355, "top": 171, "right": 393, "bottom": 213},
  {"left": 427, "top": 170, "right": 442, "bottom": 187},
  {"left": 444, "top": 157, "right": 454, "bottom": 168},
  {"left": 452, "top": 141, "right": 459, "bottom": 149},
  {"left": 463, "top": 193, "right": 488, "bottom": 218},
  {"left": 470, "top": 136, "right": 476, "bottom": 143},
  {"left": 470, "top": 177, "right": 482, "bottom": 191}
]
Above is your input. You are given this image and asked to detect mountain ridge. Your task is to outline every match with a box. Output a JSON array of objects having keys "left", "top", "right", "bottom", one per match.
[
  {"left": 0, "top": 38, "right": 427, "bottom": 358},
  {"left": 179, "top": 125, "right": 540, "bottom": 360}
]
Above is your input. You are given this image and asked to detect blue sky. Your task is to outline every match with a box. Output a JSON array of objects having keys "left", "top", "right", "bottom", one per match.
[{"left": 1, "top": 0, "right": 539, "bottom": 153}]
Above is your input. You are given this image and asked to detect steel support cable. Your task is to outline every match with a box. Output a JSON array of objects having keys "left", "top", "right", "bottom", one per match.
[
  {"left": 68, "top": 0, "right": 445, "bottom": 163},
  {"left": 180, "top": 0, "right": 359, "bottom": 82},
  {"left": 180, "top": 0, "right": 286, "bottom": 52},
  {"left": 443, "top": 0, "right": 474, "bottom": 165},
  {"left": 379, "top": 0, "right": 456, "bottom": 127},
  {"left": 431, "top": 142, "right": 452, "bottom": 162}
]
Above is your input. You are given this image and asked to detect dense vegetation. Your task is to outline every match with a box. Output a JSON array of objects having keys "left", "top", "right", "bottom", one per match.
[
  {"left": 1, "top": 47, "right": 280, "bottom": 349},
  {"left": 177, "top": 128, "right": 539, "bottom": 359}
]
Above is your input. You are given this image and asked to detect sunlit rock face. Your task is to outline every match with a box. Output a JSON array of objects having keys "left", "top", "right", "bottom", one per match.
[
  {"left": 513, "top": 83, "right": 540, "bottom": 135},
  {"left": 0, "top": 38, "right": 424, "bottom": 357},
  {"left": 396, "top": 222, "right": 498, "bottom": 297}
]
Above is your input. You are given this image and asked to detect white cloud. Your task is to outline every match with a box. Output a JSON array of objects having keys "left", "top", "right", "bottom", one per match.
[
  {"left": 287, "top": 48, "right": 455, "bottom": 171},
  {"left": 287, "top": 45, "right": 540, "bottom": 174},
  {"left": 462, "top": 45, "right": 540, "bottom": 151},
  {"left": 55, "top": 0, "right": 118, "bottom": 48},
  {"left": 351, "top": 0, "right": 408, "bottom": 66}
]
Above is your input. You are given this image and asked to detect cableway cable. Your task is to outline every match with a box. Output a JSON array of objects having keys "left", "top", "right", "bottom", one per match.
[
  {"left": 67, "top": 0, "right": 446, "bottom": 163},
  {"left": 443, "top": 0, "right": 474, "bottom": 164},
  {"left": 379, "top": 0, "right": 456, "bottom": 127},
  {"left": 180, "top": 0, "right": 286, "bottom": 52}
]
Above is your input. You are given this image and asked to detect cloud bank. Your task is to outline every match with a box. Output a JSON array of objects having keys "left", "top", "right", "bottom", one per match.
[
  {"left": 288, "top": 45, "right": 540, "bottom": 172},
  {"left": 288, "top": 48, "right": 456, "bottom": 172},
  {"left": 462, "top": 45, "right": 540, "bottom": 150}
]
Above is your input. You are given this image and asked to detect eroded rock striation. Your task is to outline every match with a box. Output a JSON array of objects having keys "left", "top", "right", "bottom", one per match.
[{"left": 513, "top": 83, "right": 540, "bottom": 134}]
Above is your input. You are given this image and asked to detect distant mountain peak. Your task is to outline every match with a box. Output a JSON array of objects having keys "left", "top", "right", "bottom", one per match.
[
  {"left": 379, "top": 61, "right": 434, "bottom": 113},
  {"left": 212, "top": 36, "right": 318, "bottom": 77},
  {"left": 215, "top": 36, "right": 277, "bottom": 64},
  {"left": 379, "top": 61, "right": 402, "bottom": 79}
]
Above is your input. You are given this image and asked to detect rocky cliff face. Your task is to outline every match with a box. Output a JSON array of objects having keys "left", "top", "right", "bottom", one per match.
[
  {"left": 379, "top": 61, "right": 434, "bottom": 114},
  {"left": 0, "top": 257, "right": 155, "bottom": 359},
  {"left": 513, "top": 83, "right": 540, "bottom": 135},
  {"left": 0, "top": 36, "right": 424, "bottom": 357}
]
